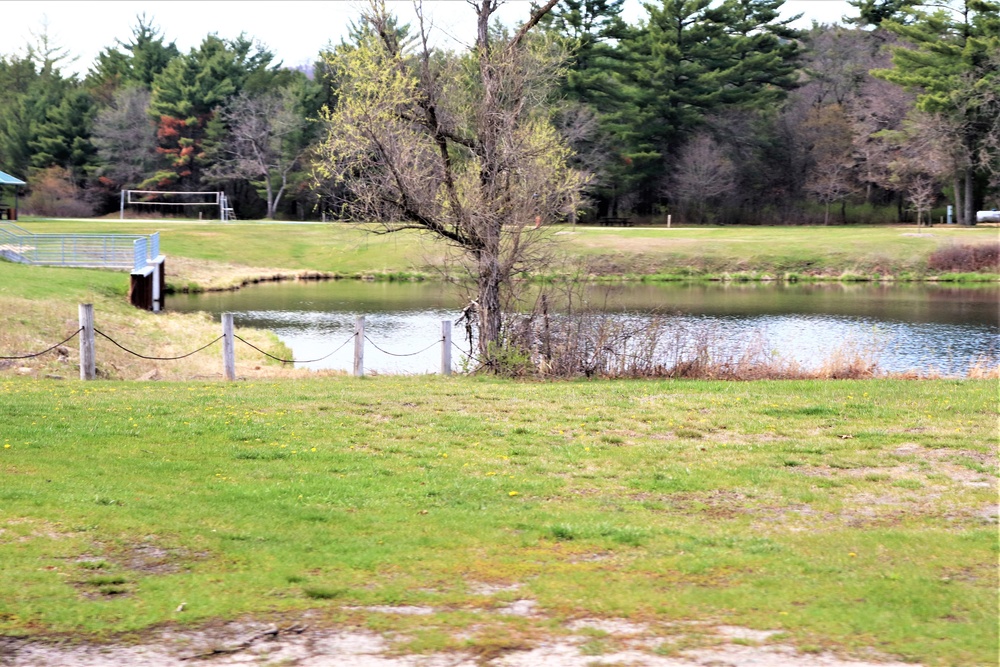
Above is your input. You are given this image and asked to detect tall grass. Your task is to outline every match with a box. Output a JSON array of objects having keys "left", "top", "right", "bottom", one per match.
[{"left": 496, "top": 293, "right": 956, "bottom": 379}]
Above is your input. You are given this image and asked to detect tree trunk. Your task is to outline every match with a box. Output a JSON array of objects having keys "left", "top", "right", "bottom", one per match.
[
  {"left": 963, "top": 169, "right": 973, "bottom": 226},
  {"left": 953, "top": 174, "right": 963, "bottom": 225},
  {"left": 476, "top": 251, "right": 503, "bottom": 365}
]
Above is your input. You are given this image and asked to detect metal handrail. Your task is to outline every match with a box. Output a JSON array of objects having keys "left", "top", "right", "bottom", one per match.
[{"left": 0, "top": 224, "right": 160, "bottom": 269}]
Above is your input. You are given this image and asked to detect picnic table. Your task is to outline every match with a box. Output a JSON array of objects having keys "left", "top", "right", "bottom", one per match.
[{"left": 597, "top": 217, "right": 633, "bottom": 227}]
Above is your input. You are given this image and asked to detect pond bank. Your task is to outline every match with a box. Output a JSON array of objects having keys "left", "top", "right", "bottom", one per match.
[{"left": 165, "top": 257, "right": 999, "bottom": 295}]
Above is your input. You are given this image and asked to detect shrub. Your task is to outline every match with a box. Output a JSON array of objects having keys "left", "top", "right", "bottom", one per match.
[
  {"left": 927, "top": 243, "right": 1000, "bottom": 273},
  {"left": 23, "top": 166, "right": 94, "bottom": 218}
]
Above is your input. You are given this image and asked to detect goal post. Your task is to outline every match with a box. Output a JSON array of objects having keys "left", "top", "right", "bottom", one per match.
[{"left": 120, "top": 190, "right": 231, "bottom": 221}]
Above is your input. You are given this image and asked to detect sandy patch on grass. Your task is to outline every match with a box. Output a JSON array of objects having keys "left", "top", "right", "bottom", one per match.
[
  {"left": 345, "top": 605, "right": 437, "bottom": 616},
  {"left": 468, "top": 582, "right": 523, "bottom": 596},
  {"left": 166, "top": 256, "right": 331, "bottom": 292},
  {"left": 566, "top": 618, "right": 649, "bottom": 635},
  {"left": 0, "top": 617, "right": 923, "bottom": 667}
]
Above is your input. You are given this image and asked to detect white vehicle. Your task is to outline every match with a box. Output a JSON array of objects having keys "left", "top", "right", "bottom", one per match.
[{"left": 976, "top": 210, "right": 1000, "bottom": 223}]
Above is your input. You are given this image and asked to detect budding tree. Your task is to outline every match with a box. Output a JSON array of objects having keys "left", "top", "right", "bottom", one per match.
[{"left": 313, "top": 0, "right": 585, "bottom": 366}]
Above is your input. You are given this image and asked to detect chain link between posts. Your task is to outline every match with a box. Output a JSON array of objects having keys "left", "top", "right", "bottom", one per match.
[{"left": 0, "top": 328, "right": 83, "bottom": 360}]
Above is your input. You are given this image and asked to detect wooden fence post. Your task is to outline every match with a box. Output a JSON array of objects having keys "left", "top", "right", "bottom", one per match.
[
  {"left": 79, "top": 303, "right": 95, "bottom": 381},
  {"left": 441, "top": 320, "right": 452, "bottom": 376},
  {"left": 353, "top": 316, "right": 365, "bottom": 377},
  {"left": 222, "top": 313, "right": 236, "bottom": 381}
]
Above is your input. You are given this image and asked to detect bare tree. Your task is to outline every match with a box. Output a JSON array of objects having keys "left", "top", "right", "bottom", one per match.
[
  {"left": 209, "top": 90, "right": 308, "bottom": 219},
  {"left": 907, "top": 176, "right": 938, "bottom": 226},
  {"left": 802, "top": 104, "right": 857, "bottom": 224},
  {"left": 313, "top": 0, "right": 585, "bottom": 366},
  {"left": 663, "top": 133, "right": 736, "bottom": 223},
  {"left": 92, "top": 87, "right": 158, "bottom": 189},
  {"left": 848, "top": 76, "right": 913, "bottom": 204},
  {"left": 805, "top": 159, "right": 856, "bottom": 224},
  {"left": 877, "top": 111, "right": 962, "bottom": 224}
]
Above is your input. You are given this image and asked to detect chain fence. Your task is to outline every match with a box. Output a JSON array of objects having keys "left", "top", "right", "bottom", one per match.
[
  {"left": 0, "top": 328, "right": 83, "bottom": 360},
  {"left": 3, "top": 309, "right": 465, "bottom": 379}
]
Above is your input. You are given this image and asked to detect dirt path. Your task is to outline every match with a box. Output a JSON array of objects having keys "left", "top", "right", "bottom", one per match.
[{"left": 1, "top": 612, "right": 919, "bottom": 667}]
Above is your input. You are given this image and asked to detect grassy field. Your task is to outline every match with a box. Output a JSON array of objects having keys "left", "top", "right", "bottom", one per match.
[
  {"left": 1, "top": 220, "right": 996, "bottom": 664},
  {"left": 0, "top": 376, "right": 995, "bottom": 665},
  {"left": 13, "top": 218, "right": 999, "bottom": 290}
]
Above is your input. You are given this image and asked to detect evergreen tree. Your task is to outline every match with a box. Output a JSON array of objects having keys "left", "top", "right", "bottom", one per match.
[
  {"left": 30, "top": 87, "right": 99, "bottom": 179},
  {"left": 87, "top": 16, "right": 180, "bottom": 106},
  {"left": 146, "top": 35, "right": 279, "bottom": 190},
  {"left": 873, "top": 0, "right": 1000, "bottom": 223},
  {"left": 848, "top": 0, "right": 919, "bottom": 26},
  {"left": 0, "top": 55, "right": 40, "bottom": 174},
  {"left": 539, "top": 1, "right": 635, "bottom": 216},
  {"left": 612, "top": 0, "right": 801, "bottom": 212},
  {"left": 0, "top": 33, "right": 76, "bottom": 177}
]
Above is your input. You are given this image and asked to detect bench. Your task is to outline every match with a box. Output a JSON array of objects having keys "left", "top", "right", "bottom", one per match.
[{"left": 0, "top": 205, "right": 14, "bottom": 221}]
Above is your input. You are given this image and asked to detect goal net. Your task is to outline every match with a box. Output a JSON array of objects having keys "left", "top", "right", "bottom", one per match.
[{"left": 120, "top": 190, "right": 234, "bottom": 221}]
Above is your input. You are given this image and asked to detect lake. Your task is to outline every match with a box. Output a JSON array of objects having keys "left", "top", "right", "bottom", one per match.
[{"left": 168, "top": 281, "right": 999, "bottom": 376}]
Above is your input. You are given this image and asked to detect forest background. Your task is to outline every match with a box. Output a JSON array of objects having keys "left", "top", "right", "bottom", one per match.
[{"left": 0, "top": 0, "right": 997, "bottom": 227}]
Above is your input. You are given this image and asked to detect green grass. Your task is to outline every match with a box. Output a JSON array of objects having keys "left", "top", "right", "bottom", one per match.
[
  {"left": 14, "top": 218, "right": 999, "bottom": 283},
  {"left": 0, "top": 259, "right": 127, "bottom": 302},
  {"left": 0, "top": 376, "right": 995, "bottom": 665}
]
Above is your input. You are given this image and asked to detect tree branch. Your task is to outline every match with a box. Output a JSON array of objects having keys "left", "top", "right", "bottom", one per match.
[{"left": 509, "top": 0, "right": 560, "bottom": 51}]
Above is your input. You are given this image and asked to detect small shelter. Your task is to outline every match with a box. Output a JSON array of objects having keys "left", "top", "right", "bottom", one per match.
[{"left": 0, "top": 170, "right": 26, "bottom": 220}]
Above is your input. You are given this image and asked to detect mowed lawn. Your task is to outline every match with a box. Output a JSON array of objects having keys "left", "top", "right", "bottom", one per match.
[
  {"left": 0, "top": 376, "right": 995, "bottom": 665},
  {"left": 13, "top": 219, "right": 1000, "bottom": 286}
]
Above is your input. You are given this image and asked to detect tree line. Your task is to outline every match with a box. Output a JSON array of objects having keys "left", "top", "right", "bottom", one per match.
[{"left": 0, "top": 0, "right": 996, "bottom": 225}]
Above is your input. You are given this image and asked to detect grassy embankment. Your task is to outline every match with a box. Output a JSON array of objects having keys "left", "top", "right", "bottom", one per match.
[
  {"left": 0, "top": 376, "right": 996, "bottom": 665},
  {"left": 14, "top": 219, "right": 1000, "bottom": 291},
  {"left": 0, "top": 259, "right": 292, "bottom": 381}
]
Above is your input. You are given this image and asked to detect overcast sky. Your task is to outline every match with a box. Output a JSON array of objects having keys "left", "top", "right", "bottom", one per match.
[{"left": 1, "top": 0, "right": 858, "bottom": 77}]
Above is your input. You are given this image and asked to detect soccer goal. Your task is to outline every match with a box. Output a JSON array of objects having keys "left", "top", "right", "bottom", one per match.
[{"left": 120, "top": 190, "right": 235, "bottom": 221}]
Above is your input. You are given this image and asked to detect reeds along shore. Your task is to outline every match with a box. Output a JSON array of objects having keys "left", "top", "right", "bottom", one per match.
[{"left": 495, "top": 312, "right": 998, "bottom": 380}]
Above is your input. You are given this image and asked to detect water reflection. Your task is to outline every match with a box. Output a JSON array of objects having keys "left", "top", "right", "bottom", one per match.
[{"left": 168, "top": 281, "right": 998, "bottom": 375}]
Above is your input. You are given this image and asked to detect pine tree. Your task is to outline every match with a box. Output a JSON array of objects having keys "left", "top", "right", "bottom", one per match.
[
  {"left": 30, "top": 87, "right": 99, "bottom": 179},
  {"left": 613, "top": 0, "right": 801, "bottom": 212},
  {"left": 86, "top": 15, "right": 180, "bottom": 103},
  {"left": 145, "top": 35, "right": 279, "bottom": 190},
  {"left": 540, "top": 0, "right": 635, "bottom": 215},
  {"left": 873, "top": 0, "right": 1000, "bottom": 223}
]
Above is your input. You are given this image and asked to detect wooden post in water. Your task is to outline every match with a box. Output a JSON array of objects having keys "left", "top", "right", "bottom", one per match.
[
  {"left": 222, "top": 313, "right": 236, "bottom": 381},
  {"left": 353, "top": 316, "right": 365, "bottom": 377},
  {"left": 79, "top": 304, "right": 95, "bottom": 381},
  {"left": 441, "top": 320, "right": 452, "bottom": 376}
]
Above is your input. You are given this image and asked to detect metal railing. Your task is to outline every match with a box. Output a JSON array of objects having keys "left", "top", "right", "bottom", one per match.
[{"left": 0, "top": 222, "right": 159, "bottom": 270}]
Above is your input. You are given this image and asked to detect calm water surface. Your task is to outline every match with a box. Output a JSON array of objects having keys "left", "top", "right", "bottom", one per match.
[{"left": 168, "top": 281, "right": 998, "bottom": 376}]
